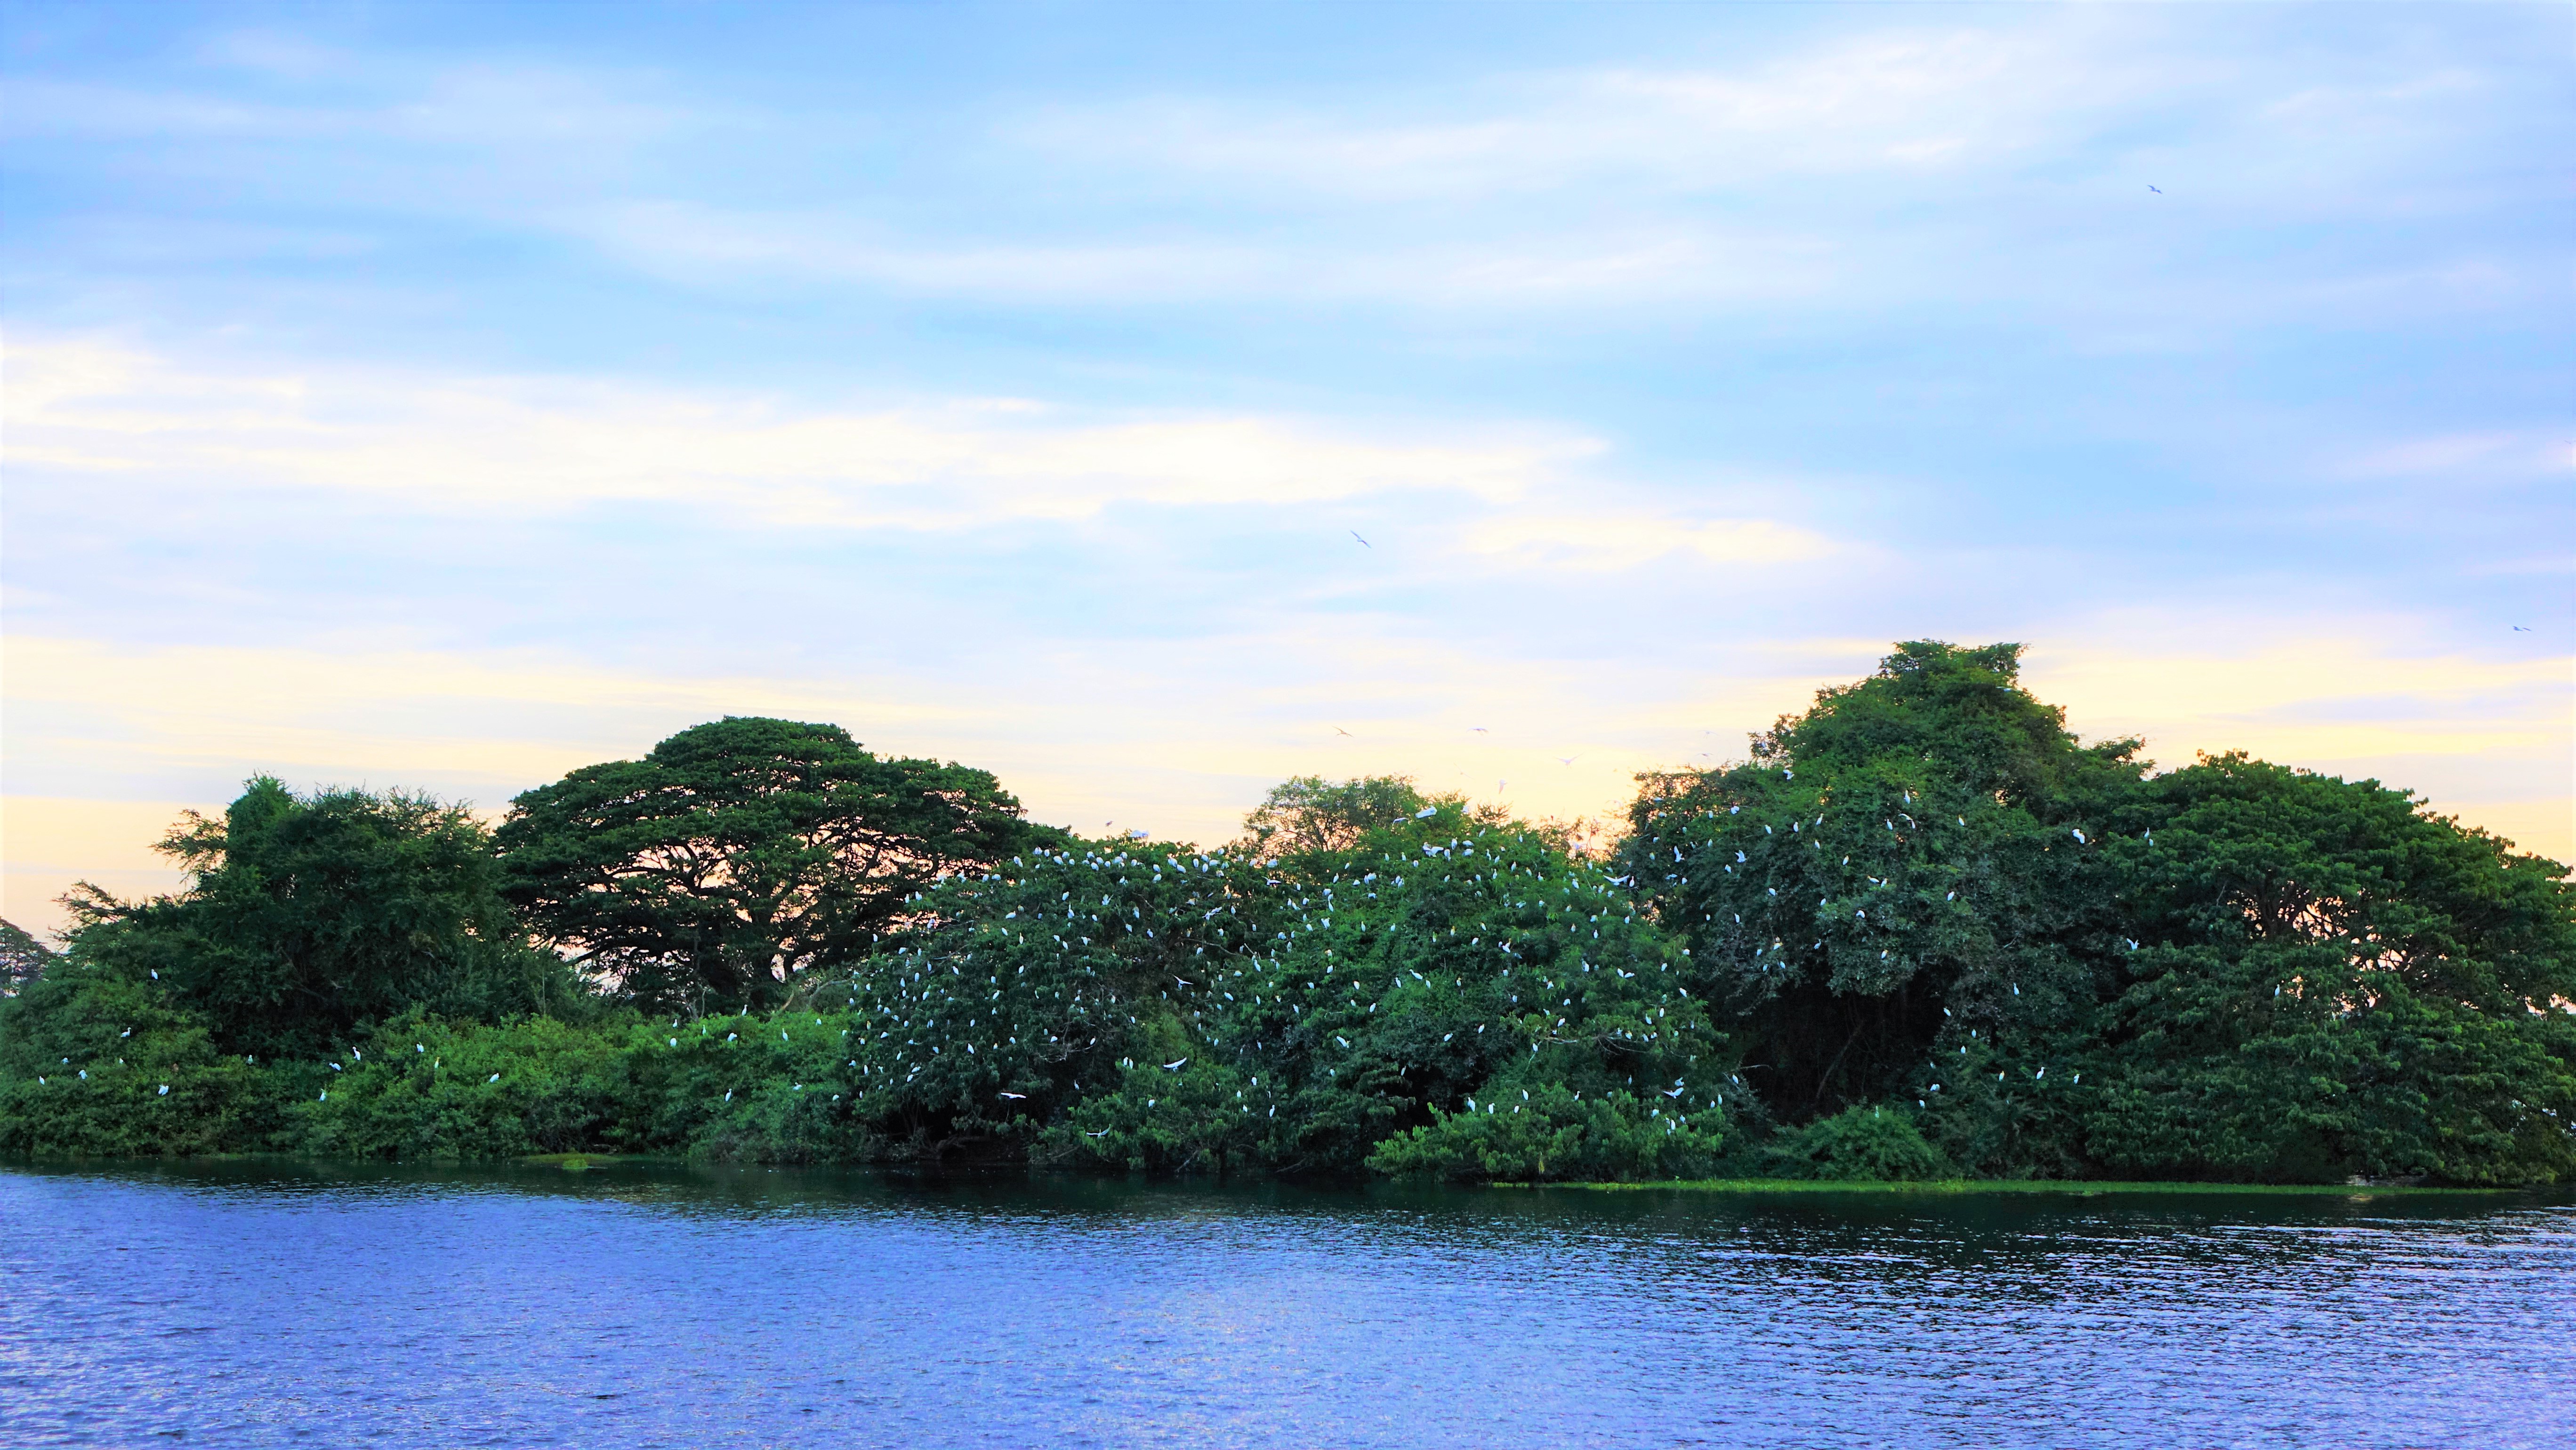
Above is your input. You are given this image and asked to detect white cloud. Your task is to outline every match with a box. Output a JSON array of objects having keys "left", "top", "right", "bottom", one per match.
[
  {"left": 4, "top": 333, "right": 1595, "bottom": 529},
  {"left": 1015, "top": 22, "right": 2166, "bottom": 201}
]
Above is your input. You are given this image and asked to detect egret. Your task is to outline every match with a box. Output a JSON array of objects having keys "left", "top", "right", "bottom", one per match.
[
  {"left": 999, "top": 1091, "right": 1027, "bottom": 1100},
  {"left": 1164, "top": 1057, "right": 1189, "bottom": 1071}
]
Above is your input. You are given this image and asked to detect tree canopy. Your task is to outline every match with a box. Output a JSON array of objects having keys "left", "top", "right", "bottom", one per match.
[
  {"left": 495, "top": 717, "right": 1061, "bottom": 1015},
  {"left": 7, "top": 666, "right": 2568, "bottom": 1184},
  {"left": 48, "top": 777, "right": 579, "bottom": 1061},
  {"left": 0, "top": 919, "right": 51, "bottom": 996}
]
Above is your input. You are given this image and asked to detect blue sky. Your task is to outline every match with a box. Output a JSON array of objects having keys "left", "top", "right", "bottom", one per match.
[{"left": 4, "top": 1, "right": 2568, "bottom": 927}]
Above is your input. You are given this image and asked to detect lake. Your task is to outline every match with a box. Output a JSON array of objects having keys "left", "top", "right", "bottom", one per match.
[{"left": 1, "top": 1163, "right": 2568, "bottom": 1449}]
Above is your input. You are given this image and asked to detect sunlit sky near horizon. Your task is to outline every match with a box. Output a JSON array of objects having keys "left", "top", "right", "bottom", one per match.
[{"left": 3, "top": 1, "right": 2568, "bottom": 933}]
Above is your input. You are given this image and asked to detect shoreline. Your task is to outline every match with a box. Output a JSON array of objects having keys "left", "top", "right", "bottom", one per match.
[{"left": 1541, "top": 1177, "right": 2536, "bottom": 1197}]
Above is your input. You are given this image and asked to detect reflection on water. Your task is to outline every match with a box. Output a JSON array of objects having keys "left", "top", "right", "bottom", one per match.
[{"left": 2, "top": 1162, "right": 2569, "bottom": 1449}]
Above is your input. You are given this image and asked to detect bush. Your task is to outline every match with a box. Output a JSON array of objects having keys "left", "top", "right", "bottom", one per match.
[
  {"left": 1767, "top": 1103, "right": 1952, "bottom": 1180},
  {"left": 1367, "top": 1080, "right": 1722, "bottom": 1182}
]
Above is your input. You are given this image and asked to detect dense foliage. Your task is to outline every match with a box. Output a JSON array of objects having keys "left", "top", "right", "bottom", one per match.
[
  {"left": 51, "top": 778, "right": 584, "bottom": 1061},
  {"left": 495, "top": 717, "right": 1060, "bottom": 1015},
  {"left": 6, "top": 647, "right": 2569, "bottom": 1184}
]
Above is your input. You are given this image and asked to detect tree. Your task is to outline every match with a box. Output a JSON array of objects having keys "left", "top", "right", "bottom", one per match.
[
  {"left": 0, "top": 918, "right": 52, "bottom": 996},
  {"left": 2083, "top": 754, "right": 2576, "bottom": 1184},
  {"left": 53, "top": 778, "right": 580, "bottom": 1061},
  {"left": 495, "top": 717, "right": 1063, "bottom": 1015},
  {"left": 1620, "top": 641, "right": 2146, "bottom": 1173},
  {"left": 1237, "top": 775, "right": 1442, "bottom": 858}
]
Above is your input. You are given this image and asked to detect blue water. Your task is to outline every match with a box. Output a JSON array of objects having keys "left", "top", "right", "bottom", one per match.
[{"left": 1, "top": 1164, "right": 2568, "bottom": 1449}]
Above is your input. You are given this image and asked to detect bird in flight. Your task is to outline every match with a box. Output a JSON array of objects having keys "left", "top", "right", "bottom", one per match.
[
  {"left": 2148, "top": 185, "right": 2162, "bottom": 193},
  {"left": 998, "top": 1091, "right": 1027, "bottom": 1100},
  {"left": 1351, "top": 531, "right": 1371, "bottom": 548},
  {"left": 1557, "top": 756, "right": 1577, "bottom": 765},
  {"left": 1087, "top": 1128, "right": 1112, "bottom": 1137},
  {"left": 1335, "top": 726, "right": 1352, "bottom": 736},
  {"left": 2512, "top": 625, "right": 2532, "bottom": 632},
  {"left": 1163, "top": 1057, "right": 1189, "bottom": 1071},
  {"left": 1662, "top": 1085, "right": 1686, "bottom": 1098},
  {"left": 1471, "top": 726, "right": 1489, "bottom": 734}
]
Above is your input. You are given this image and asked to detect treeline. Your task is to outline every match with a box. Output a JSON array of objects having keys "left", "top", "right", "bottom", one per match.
[{"left": 3, "top": 643, "right": 2570, "bottom": 1184}]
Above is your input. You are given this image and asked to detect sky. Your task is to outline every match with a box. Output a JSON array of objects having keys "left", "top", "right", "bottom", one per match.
[{"left": 2, "top": 1, "right": 2568, "bottom": 933}]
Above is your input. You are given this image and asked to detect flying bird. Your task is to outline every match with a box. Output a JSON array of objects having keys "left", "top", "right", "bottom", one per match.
[
  {"left": 1335, "top": 726, "right": 1352, "bottom": 736},
  {"left": 1661, "top": 1085, "right": 1685, "bottom": 1098},
  {"left": 998, "top": 1091, "right": 1027, "bottom": 1100},
  {"left": 2513, "top": 625, "right": 2532, "bottom": 632},
  {"left": 1351, "top": 531, "right": 1371, "bottom": 547},
  {"left": 1164, "top": 1057, "right": 1189, "bottom": 1071},
  {"left": 1557, "top": 756, "right": 1577, "bottom": 765},
  {"left": 2148, "top": 184, "right": 2162, "bottom": 193}
]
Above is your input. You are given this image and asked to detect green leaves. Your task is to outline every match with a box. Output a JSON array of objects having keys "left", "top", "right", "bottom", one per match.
[
  {"left": 2081, "top": 756, "right": 2576, "bottom": 1184},
  {"left": 5, "top": 675, "right": 2565, "bottom": 1188},
  {"left": 1625, "top": 643, "right": 2130, "bottom": 1150},
  {"left": 56, "top": 778, "right": 579, "bottom": 1061},
  {"left": 496, "top": 717, "right": 1057, "bottom": 1015}
]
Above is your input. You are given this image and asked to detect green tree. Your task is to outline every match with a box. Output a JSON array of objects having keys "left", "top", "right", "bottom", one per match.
[
  {"left": 496, "top": 717, "right": 1064, "bottom": 1016},
  {"left": 54, "top": 778, "right": 580, "bottom": 1061},
  {"left": 805, "top": 783, "right": 1731, "bottom": 1180},
  {"left": 1239, "top": 775, "right": 1449, "bottom": 857},
  {"left": 0, "top": 955, "right": 282, "bottom": 1157},
  {"left": 1621, "top": 641, "right": 2143, "bottom": 1172},
  {"left": 2083, "top": 754, "right": 2576, "bottom": 1184},
  {"left": 0, "top": 918, "right": 53, "bottom": 995}
]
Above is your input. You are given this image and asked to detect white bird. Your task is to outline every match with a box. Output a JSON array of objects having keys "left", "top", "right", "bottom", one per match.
[
  {"left": 487, "top": 1073, "right": 501, "bottom": 1083},
  {"left": 1351, "top": 530, "right": 1371, "bottom": 547},
  {"left": 157, "top": 1084, "right": 169, "bottom": 1096},
  {"left": 1558, "top": 756, "right": 1577, "bottom": 765},
  {"left": 1661, "top": 1085, "right": 1685, "bottom": 1098},
  {"left": 1087, "top": 1128, "right": 1112, "bottom": 1137},
  {"left": 2071, "top": 829, "right": 2086, "bottom": 844},
  {"left": 999, "top": 1091, "right": 1027, "bottom": 1100},
  {"left": 1415, "top": 806, "right": 1437, "bottom": 819},
  {"left": 1164, "top": 1057, "right": 1188, "bottom": 1071},
  {"left": 1335, "top": 726, "right": 1353, "bottom": 736}
]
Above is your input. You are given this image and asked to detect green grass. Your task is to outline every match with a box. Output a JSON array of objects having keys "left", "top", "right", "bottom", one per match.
[{"left": 1540, "top": 1177, "right": 2523, "bottom": 1196}]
